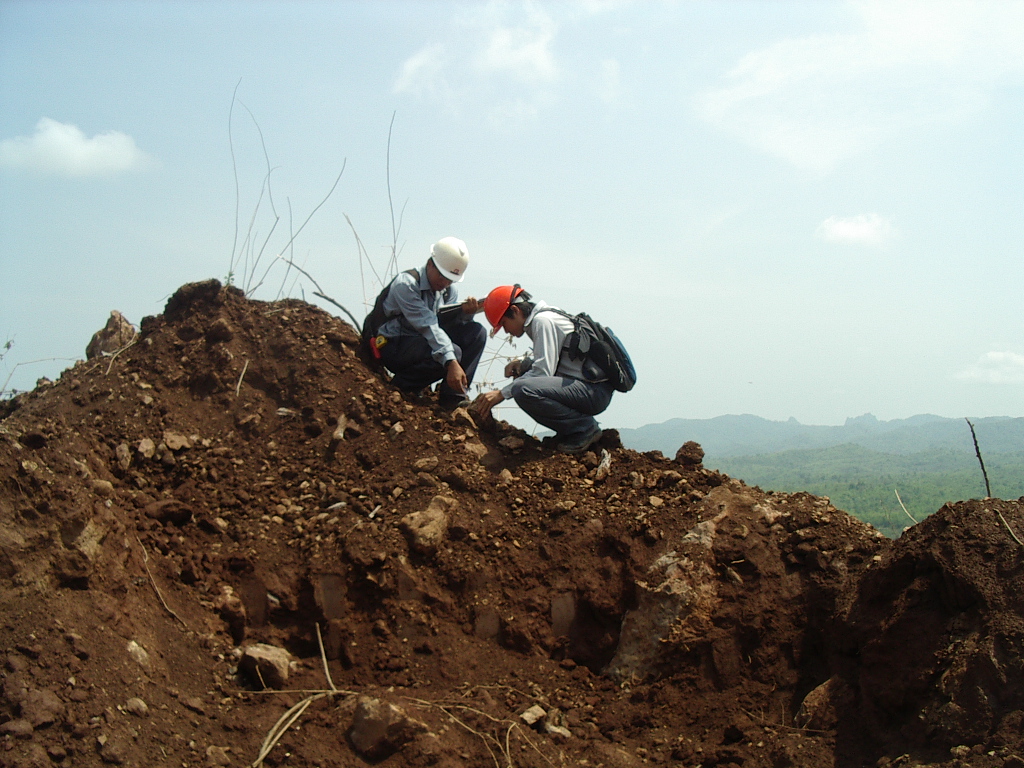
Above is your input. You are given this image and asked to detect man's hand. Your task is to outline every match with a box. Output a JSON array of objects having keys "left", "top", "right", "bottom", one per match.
[
  {"left": 446, "top": 359, "right": 468, "bottom": 395},
  {"left": 470, "top": 389, "right": 503, "bottom": 420},
  {"left": 461, "top": 297, "right": 482, "bottom": 315},
  {"left": 504, "top": 359, "right": 522, "bottom": 378}
]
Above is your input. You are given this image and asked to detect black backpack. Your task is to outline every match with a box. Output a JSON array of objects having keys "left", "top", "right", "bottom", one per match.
[
  {"left": 543, "top": 308, "right": 636, "bottom": 393},
  {"left": 360, "top": 268, "right": 421, "bottom": 359}
]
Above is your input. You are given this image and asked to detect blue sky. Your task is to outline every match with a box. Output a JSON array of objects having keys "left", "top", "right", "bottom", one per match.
[{"left": 2, "top": 0, "right": 1023, "bottom": 431}]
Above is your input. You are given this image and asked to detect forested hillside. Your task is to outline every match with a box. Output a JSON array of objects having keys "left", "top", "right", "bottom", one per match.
[
  {"left": 714, "top": 445, "right": 1024, "bottom": 538},
  {"left": 619, "top": 413, "right": 1024, "bottom": 458},
  {"left": 619, "top": 414, "right": 1024, "bottom": 538}
]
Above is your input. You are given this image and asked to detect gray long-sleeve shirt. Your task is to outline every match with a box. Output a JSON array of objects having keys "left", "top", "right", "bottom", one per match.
[
  {"left": 377, "top": 264, "right": 461, "bottom": 366},
  {"left": 500, "top": 300, "right": 603, "bottom": 400}
]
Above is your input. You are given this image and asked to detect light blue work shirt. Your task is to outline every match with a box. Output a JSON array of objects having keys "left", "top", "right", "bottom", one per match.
[{"left": 378, "top": 264, "right": 459, "bottom": 366}]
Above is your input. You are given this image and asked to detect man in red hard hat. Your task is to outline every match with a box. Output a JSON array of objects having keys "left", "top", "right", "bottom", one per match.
[
  {"left": 361, "top": 237, "right": 486, "bottom": 410},
  {"left": 471, "top": 285, "right": 613, "bottom": 454}
]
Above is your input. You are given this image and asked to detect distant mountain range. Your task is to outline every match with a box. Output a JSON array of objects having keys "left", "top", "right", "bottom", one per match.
[{"left": 617, "top": 413, "right": 1024, "bottom": 460}]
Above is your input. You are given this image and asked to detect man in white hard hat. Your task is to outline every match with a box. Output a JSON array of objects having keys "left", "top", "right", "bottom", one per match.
[{"left": 361, "top": 237, "right": 486, "bottom": 410}]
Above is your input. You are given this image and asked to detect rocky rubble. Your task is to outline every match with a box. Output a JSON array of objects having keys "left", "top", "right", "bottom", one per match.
[{"left": 1, "top": 280, "right": 1023, "bottom": 767}]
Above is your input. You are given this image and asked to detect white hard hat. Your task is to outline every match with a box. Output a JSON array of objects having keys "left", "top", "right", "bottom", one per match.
[{"left": 430, "top": 237, "right": 469, "bottom": 282}]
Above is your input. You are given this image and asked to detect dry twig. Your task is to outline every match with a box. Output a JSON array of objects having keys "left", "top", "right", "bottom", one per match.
[
  {"left": 1, "top": 357, "right": 78, "bottom": 395},
  {"left": 134, "top": 538, "right": 188, "bottom": 630},
  {"left": 246, "top": 164, "right": 346, "bottom": 298},
  {"left": 103, "top": 332, "right": 139, "bottom": 375},
  {"left": 894, "top": 489, "right": 918, "bottom": 525},
  {"left": 247, "top": 623, "right": 358, "bottom": 767},
  {"left": 996, "top": 510, "right": 1024, "bottom": 547},
  {"left": 385, "top": 110, "right": 405, "bottom": 281},
  {"left": 270, "top": 254, "right": 360, "bottom": 329},
  {"left": 235, "top": 359, "right": 249, "bottom": 397},
  {"left": 405, "top": 692, "right": 558, "bottom": 768},
  {"left": 965, "top": 418, "right": 992, "bottom": 497}
]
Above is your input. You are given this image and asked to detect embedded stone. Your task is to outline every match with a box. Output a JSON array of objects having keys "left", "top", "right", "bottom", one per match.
[
  {"left": 400, "top": 496, "right": 455, "bottom": 555},
  {"left": 86, "top": 310, "right": 136, "bottom": 360},
  {"left": 349, "top": 695, "right": 429, "bottom": 760},
  {"left": 239, "top": 643, "right": 291, "bottom": 689}
]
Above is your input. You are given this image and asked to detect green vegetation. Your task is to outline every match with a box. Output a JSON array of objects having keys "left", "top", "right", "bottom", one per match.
[{"left": 712, "top": 443, "right": 1024, "bottom": 539}]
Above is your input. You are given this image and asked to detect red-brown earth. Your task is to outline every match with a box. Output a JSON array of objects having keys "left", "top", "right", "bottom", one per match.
[{"left": 1, "top": 280, "right": 1023, "bottom": 768}]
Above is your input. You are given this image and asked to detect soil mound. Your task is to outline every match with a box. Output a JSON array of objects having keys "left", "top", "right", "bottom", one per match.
[{"left": 1, "top": 281, "right": 1023, "bottom": 768}]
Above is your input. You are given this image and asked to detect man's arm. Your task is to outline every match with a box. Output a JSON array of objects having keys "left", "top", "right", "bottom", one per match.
[{"left": 389, "top": 279, "right": 456, "bottom": 366}]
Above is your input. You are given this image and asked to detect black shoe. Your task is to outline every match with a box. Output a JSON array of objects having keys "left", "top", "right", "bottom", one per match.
[
  {"left": 556, "top": 425, "right": 603, "bottom": 454},
  {"left": 438, "top": 396, "right": 471, "bottom": 412}
]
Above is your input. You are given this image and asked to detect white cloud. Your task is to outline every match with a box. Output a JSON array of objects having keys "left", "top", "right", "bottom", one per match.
[
  {"left": 956, "top": 352, "right": 1024, "bottom": 384},
  {"left": 0, "top": 117, "right": 153, "bottom": 177},
  {"left": 395, "top": 1, "right": 641, "bottom": 123},
  {"left": 393, "top": 44, "right": 448, "bottom": 99},
  {"left": 816, "top": 213, "right": 893, "bottom": 245},
  {"left": 696, "top": 0, "right": 1024, "bottom": 172},
  {"left": 474, "top": 7, "right": 558, "bottom": 84},
  {"left": 393, "top": 4, "right": 561, "bottom": 123}
]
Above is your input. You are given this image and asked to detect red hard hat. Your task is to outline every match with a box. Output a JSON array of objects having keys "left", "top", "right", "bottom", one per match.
[{"left": 484, "top": 284, "right": 524, "bottom": 331}]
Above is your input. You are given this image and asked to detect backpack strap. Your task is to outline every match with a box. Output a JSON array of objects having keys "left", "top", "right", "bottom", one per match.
[
  {"left": 535, "top": 307, "right": 588, "bottom": 359},
  {"left": 362, "top": 268, "right": 421, "bottom": 343}
]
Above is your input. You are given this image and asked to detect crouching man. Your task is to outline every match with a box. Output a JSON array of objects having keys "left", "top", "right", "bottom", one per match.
[
  {"left": 471, "top": 285, "right": 614, "bottom": 454},
  {"left": 361, "top": 237, "right": 486, "bottom": 410}
]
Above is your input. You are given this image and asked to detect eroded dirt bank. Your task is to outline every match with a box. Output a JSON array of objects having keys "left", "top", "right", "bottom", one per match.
[{"left": 2, "top": 281, "right": 1023, "bottom": 768}]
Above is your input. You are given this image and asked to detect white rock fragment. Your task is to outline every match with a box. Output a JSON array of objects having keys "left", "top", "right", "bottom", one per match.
[
  {"left": 520, "top": 704, "right": 546, "bottom": 725},
  {"left": 126, "top": 640, "right": 151, "bottom": 671}
]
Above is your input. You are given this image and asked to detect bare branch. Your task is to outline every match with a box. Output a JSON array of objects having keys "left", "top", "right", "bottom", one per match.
[
  {"left": 235, "top": 359, "right": 249, "bottom": 397},
  {"left": 2, "top": 356, "right": 79, "bottom": 397},
  {"left": 271, "top": 255, "right": 360, "bottom": 328},
  {"left": 387, "top": 111, "right": 398, "bottom": 260},
  {"left": 135, "top": 538, "right": 189, "bottom": 630},
  {"left": 239, "top": 100, "right": 278, "bottom": 220},
  {"left": 996, "top": 510, "right": 1024, "bottom": 547},
  {"left": 281, "top": 163, "right": 346, "bottom": 256},
  {"left": 227, "top": 78, "right": 243, "bottom": 282},
  {"left": 385, "top": 111, "right": 404, "bottom": 280},
  {"left": 104, "top": 332, "right": 139, "bottom": 375},
  {"left": 345, "top": 213, "right": 379, "bottom": 313},
  {"left": 894, "top": 489, "right": 918, "bottom": 525},
  {"left": 275, "top": 199, "right": 295, "bottom": 300},
  {"left": 965, "top": 418, "right": 992, "bottom": 498}
]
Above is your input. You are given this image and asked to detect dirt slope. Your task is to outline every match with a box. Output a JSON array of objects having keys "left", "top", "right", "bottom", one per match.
[{"left": 1, "top": 280, "right": 1023, "bottom": 768}]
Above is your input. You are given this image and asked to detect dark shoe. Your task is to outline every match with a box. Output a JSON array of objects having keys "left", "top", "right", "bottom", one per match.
[
  {"left": 556, "top": 425, "right": 603, "bottom": 454},
  {"left": 399, "top": 387, "right": 431, "bottom": 405},
  {"left": 438, "top": 396, "right": 471, "bottom": 412}
]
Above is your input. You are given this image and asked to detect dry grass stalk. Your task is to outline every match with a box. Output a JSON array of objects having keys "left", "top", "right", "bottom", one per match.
[
  {"left": 894, "top": 489, "right": 918, "bottom": 525},
  {"left": 235, "top": 359, "right": 249, "bottom": 397},
  {"left": 247, "top": 623, "right": 360, "bottom": 767},
  {"left": 134, "top": 538, "right": 188, "bottom": 630}
]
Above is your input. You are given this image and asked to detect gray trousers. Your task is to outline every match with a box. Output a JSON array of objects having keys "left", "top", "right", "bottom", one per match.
[{"left": 511, "top": 376, "right": 614, "bottom": 439}]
